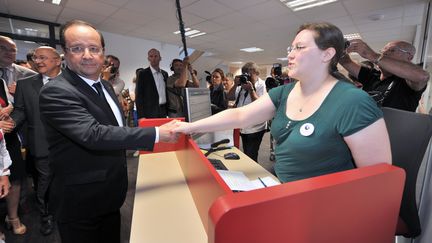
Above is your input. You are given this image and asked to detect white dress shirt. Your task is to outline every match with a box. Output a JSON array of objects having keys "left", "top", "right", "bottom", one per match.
[
  {"left": 79, "top": 75, "right": 124, "bottom": 127},
  {"left": 150, "top": 66, "right": 166, "bottom": 105}
]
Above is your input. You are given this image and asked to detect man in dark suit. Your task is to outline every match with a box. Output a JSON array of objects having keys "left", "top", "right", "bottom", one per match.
[
  {"left": 11, "top": 46, "right": 61, "bottom": 235},
  {"left": 39, "top": 20, "right": 178, "bottom": 243},
  {"left": 135, "top": 48, "right": 169, "bottom": 119}
]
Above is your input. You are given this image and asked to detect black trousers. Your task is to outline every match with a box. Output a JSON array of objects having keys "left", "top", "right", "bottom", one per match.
[
  {"left": 34, "top": 156, "right": 52, "bottom": 216},
  {"left": 58, "top": 210, "right": 120, "bottom": 243},
  {"left": 240, "top": 130, "right": 265, "bottom": 162}
]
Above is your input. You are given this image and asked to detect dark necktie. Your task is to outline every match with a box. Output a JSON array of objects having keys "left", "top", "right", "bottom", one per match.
[
  {"left": 92, "top": 82, "right": 108, "bottom": 101},
  {"left": 0, "top": 76, "right": 8, "bottom": 107},
  {"left": 0, "top": 68, "right": 8, "bottom": 85}
]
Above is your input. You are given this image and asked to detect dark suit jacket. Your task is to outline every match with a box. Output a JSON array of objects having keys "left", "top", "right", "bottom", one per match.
[
  {"left": 39, "top": 67, "right": 156, "bottom": 222},
  {"left": 11, "top": 74, "right": 49, "bottom": 158},
  {"left": 135, "top": 66, "right": 168, "bottom": 118}
]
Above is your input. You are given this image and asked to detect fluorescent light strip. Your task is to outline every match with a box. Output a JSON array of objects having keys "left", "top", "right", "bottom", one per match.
[
  {"left": 189, "top": 32, "right": 206, "bottom": 38},
  {"left": 277, "top": 57, "right": 288, "bottom": 61},
  {"left": 52, "top": 0, "right": 61, "bottom": 5},
  {"left": 185, "top": 29, "right": 200, "bottom": 36},
  {"left": 173, "top": 28, "right": 191, "bottom": 34},
  {"left": 240, "top": 47, "right": 264, "bottom": 53},
  {"left": 286, "top": 0, "right": 318, "bottom": 8},
  {"left": 290, "top": 0, "right": 337, "bottom": 11}
]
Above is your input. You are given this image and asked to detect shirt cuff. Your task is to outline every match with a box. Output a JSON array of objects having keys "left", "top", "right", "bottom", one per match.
[{"left": 155, "top": 127, "right": 159, "bottom": 143}]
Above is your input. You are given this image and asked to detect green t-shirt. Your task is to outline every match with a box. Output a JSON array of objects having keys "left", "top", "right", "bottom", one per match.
[{"left": 268, "top": 81, "right": 382, "bottom": 183}]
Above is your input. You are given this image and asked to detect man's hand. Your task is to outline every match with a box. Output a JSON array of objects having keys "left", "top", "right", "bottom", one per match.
[
  {"left": 172, "top": 120, "right": 193, "bottom": 135},
  {"left": 241, "top": 81, "right": 254, "bottom": 92},
  {"left": 0, "top": 175, "right": 10, "bottom": 198},
  {"left": 7, "top": 82, "right": 16, "bottom": 95},
  {"left": 347, "top": 39, "right": 380, "bottom": 62},
  {"left": 0, "top": 118, "right": 14, "bottom": 133},
  {"left": 158, "top": 120, "right": 181, "bottom": 143}
]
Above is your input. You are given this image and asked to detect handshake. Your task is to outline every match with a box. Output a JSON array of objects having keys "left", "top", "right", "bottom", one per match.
[{"left": 157, "top": 120, "right": 193, "bottom": 143}]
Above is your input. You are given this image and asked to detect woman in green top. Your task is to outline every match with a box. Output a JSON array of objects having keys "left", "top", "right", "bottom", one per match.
[{"left": 173, "top": 22, "right": 391, "bottom": 183}]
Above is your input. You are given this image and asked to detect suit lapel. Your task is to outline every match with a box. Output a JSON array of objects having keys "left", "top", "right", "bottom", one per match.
[
  {"left": 31, "top": 74, "right": 43, "bottom": 93},
  {"left": 63, "top": 68, "right": 119, "bottom": 126}
]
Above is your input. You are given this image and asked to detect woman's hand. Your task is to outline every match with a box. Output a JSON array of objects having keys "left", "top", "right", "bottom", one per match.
[
  {"left": 0, "top": 119, "right": 14, "bottom": 133},
  {"left": 0, "top": 104, "right": 13, "bottom": 119},
  {"left": 172, "top": 121, "right": 193, "bottom": 135}
]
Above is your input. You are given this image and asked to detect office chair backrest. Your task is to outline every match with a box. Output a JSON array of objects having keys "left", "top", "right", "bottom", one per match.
[{"left": 382, "top": 107, "right": 432, "bottom": 237}]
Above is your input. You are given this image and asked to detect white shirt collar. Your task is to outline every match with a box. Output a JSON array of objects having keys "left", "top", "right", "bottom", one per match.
[
  {"left": 78, "top": 74, "right": 101, "bottom": 87},
  {"left": 150, "top": 65, "right": 161, "bottom": 75}
]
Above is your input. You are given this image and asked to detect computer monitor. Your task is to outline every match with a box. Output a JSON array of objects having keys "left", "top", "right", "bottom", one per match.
[
  {"left": 182, "top": 88, "right": 234, "bottom": 148},
  {"left": 183, "top": 88, "right": 212, "bottom": 123}
]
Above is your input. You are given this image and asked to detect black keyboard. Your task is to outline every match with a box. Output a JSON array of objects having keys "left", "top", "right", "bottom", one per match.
[{"left": 208, "top": 158, "right": 228, "bottom": 170}]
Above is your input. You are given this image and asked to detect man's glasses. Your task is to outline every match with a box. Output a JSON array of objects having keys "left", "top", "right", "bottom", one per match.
[
  {"left": 65, "top": 46, "right": 103, "bottom": 55},
  {"left": 31, "top": 56, "right": 55, "bottom": 62},
  {"left": 0, "top": 45, "right": 17, "bottom": 53}
]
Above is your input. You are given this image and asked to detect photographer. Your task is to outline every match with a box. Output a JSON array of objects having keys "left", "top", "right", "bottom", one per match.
[
  {"left": 339, "top": 39, "right": 429, "bottom": 112},
  {"left": 101, "top": 55, "right": 125, "bottom": 98},
  {"left": 233, "top": 62, "right": 267, "bottom": 162}
]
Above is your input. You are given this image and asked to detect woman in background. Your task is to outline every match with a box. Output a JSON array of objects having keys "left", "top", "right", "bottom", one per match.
[
  {"left": 173, "top": 22, "right": 391, "bottom": 183},
  {"left": 210, "top": 68, "right": 228, "bottom": 114},
  {"left": 0, "top": 127, "right": 12, "bottom": 242}
]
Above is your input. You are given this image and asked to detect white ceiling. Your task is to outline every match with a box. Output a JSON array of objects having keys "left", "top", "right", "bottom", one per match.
[{"left": 0, "top": 0, "right": 428, "bottom": 66}]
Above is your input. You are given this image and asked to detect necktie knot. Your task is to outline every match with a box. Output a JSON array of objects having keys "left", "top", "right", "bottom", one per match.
[{"left": 92, "top": 82, "right": 104, "bottom": 97}]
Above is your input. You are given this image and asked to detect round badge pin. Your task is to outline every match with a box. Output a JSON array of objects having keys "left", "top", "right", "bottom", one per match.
[{"left": 300, "top": 123, "right": 314, "bottom": 136}]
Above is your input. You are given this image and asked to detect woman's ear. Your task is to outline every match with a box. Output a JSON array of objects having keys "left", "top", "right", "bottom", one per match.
[{"left": 322, "top": 47, "right": 336, "bottom": 63}]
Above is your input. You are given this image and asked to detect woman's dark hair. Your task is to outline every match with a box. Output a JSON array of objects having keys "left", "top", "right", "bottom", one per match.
[
  {"left": 297, "top": 22, "right": 344, "bottom": 75},
  {"left": 212, "top": 68, "right": 226, "bottom": 80},
  {"left": 60, "top": 20, "right": 105, "bottom": 50}
]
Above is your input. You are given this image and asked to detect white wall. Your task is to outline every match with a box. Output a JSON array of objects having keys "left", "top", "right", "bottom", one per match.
[{"left": 101, "top": 31, "right": 226, "bottom": 90}]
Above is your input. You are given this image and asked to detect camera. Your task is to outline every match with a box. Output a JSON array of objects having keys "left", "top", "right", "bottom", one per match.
[
  {"left": 344, "top": 39, "right": 350, "bottom": 50},
  {"left": 104, "top": 60, "right": 118, "bottom": 74},
  {"left": 110, "top": 66, "right": 118, "bottom": 74},
  {"left": 236, "top": 74, "right": 251, "bottom": 85},
  {"left": 204, "top": 71, "right": 212, "bottom": 84},
  {"left": 273, "top": 63, "right": 282, "bottom": 77},
  {"left": 266, "top": 63, "right": 285, "bottom": 90}
]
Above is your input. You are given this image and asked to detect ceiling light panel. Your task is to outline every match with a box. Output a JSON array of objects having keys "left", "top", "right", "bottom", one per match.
[
  {"left": 240, "top": 47, "right": 264, "bottom": 53},
  {"left": 280, "top": 0, "right": 338, "bottom": 11}
]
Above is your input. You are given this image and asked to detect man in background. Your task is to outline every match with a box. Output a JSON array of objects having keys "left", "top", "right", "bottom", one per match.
[
  {"left": 166, "top": 57, "right": 199, "bottom": 117},
  {"left": 234, "top": 62, "right": 267, "bottom": 162},
  {"left": 0, "top": 36, "right": 37, "bottom": 96},
  {"left": 339, "top": 39, "right": 429, "bottom": 112},
  {"left": 135, "top": 48, "right": 169, "bottom": 119},
  {"left": 11, "top": 46, "right": 61, "bottom": 236}
]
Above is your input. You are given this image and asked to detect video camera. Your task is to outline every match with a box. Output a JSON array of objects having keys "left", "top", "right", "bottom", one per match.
[
  {"left": 266, "top": 63, "right": 284, "bottom": 90},
  {"left": 205, "top": 71, "right": 212, "bottom": 84}
]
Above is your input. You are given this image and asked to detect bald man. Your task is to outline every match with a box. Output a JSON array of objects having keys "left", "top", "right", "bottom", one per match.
[
  {"left": 0, "top": 36, "right": 37, "bottom": 96},
  {"left": 339, "top": 39, "right": 429, "bottom": 112},
  {"left": 11, "top": 46, "right": 62, "bottom": 235}
]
